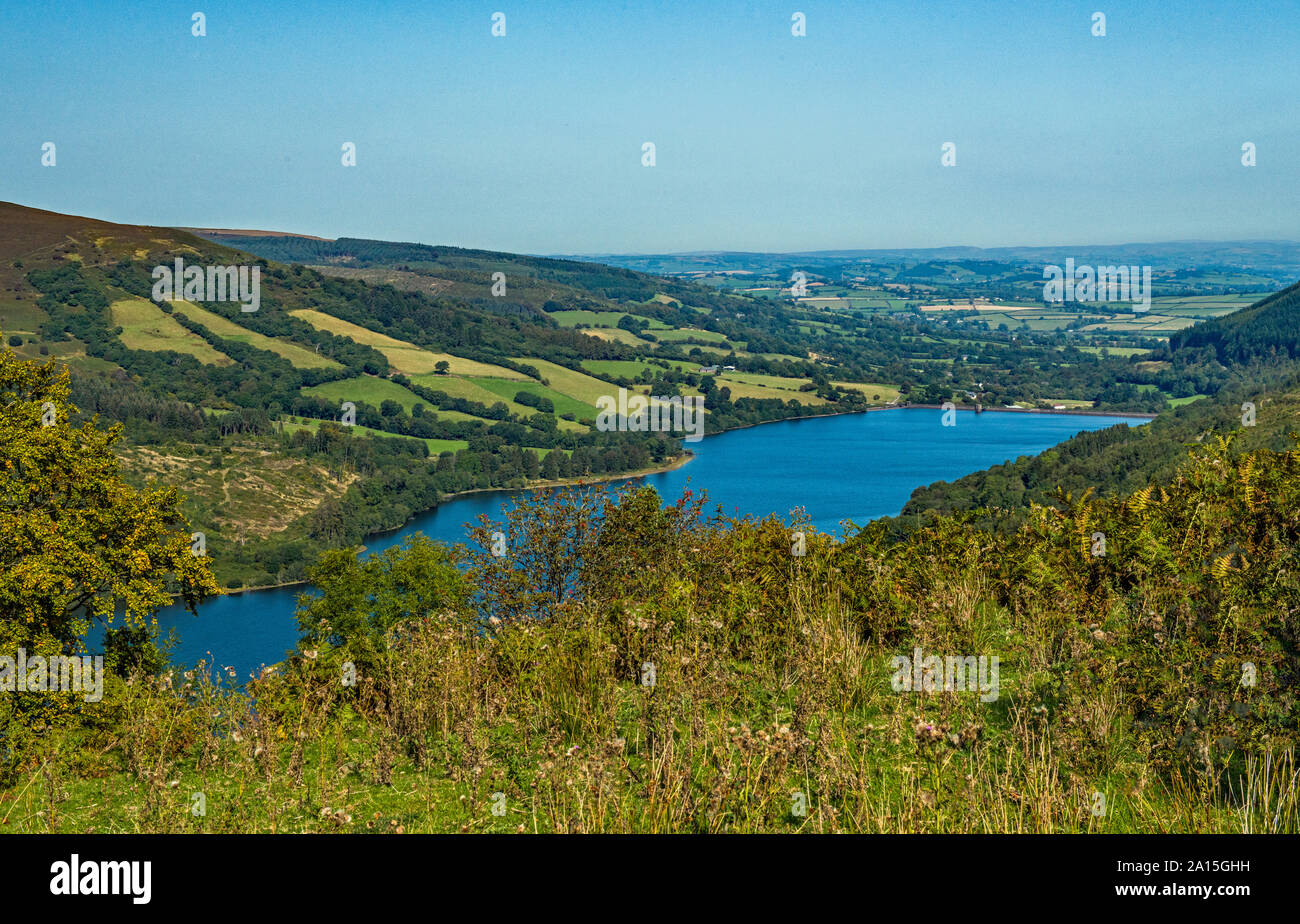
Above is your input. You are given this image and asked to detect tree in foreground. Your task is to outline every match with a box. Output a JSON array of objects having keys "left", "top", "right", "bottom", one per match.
[{"left": 0, "top": 347, "right": 219, "bottom": 777}]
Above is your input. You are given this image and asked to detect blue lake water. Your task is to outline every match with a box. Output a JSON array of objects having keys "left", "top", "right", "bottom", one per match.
[{"left": 145, "top": 408, "right": 1142, "bottom": 678}]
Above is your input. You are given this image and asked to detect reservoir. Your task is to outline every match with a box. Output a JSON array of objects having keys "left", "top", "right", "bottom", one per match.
[{"left": 148, "top": 408, "right": 1143, "bottom": 678}]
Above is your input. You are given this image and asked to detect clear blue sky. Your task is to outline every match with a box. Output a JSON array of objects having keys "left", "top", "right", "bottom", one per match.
[{"left": 2, "top": 0, "right": 1297, "bottom": 253}]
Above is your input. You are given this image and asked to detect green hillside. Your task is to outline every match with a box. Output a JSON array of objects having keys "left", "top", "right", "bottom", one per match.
[{"left": 1169, "top": 278, "right": 1300, "bottom": 364}]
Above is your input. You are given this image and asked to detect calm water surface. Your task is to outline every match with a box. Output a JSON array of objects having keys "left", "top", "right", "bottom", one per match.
[{"left": 144, "top": 409, "right": 1143, "bottom": 677}]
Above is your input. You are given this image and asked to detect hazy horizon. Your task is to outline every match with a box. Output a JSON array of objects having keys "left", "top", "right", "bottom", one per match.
[{"left": 10, "top": 198, "right": 1300, "bottom": 259}]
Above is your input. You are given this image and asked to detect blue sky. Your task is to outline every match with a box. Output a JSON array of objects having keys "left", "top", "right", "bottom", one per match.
[{"left": 2, "top": 0, "right": 1297, "bottom": 253}]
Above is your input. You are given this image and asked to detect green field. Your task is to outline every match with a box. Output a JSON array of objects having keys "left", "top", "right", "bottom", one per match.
[
  {"left": 407, "top": 372, "right": 587, "bottom": 431},
  {"left": 282, "top": 416, "right": 470, "bottom": 455},
  {"left": 719, "top": 381, "right": 826, "bottom": 404},
  {"left": 799, "top": 295, "right": 911, "bottom": 310},
  {"left": 578, "top": 327, "right": 650, "bottom": 347},
  {"left": 549, "top": 309, "right": 668, "bottom": 329},
  {"left": 580, "top": 359, "right": 662, "bottom": 379},
  {"left": 303, "top": 376, "right": 491, "bottom": 423},
  {"left": 473, "top": 376, "right": 598, "bottom": 421},
  {"left": 677, "top": 344, "right": 747, "bottom": 360},
  {"left": 832, "top": 381, "right": 902, "bottom": 403},
  {"left": 719, "top": 372, "right": 811, "bottom": 390},
  {"left": 708, "top": 370, "right": 827, "bottom": 405},
  {"left": 290, "top": 309, "right": 525, "bottom": 378},
  {"left": 0, "top": 297, "right": 48, "bottom": 333},
  {"left": 1077, "top": 345, "right": 1149, "bottom": 357},
  {"left": 408, "top": 372, "right": 534, "bottom": 415},
  {"left": 110, "top": 298, "right": 233, "bottom": 366},
  {"left": 289, "top": 415, "right": 564, "bottom": 460},
  {"left": 579, "top": 358, "right": 703, "bottom": 378},
  {"left": 652, "top": 327, "right": 733, "bottom": 345},
  {"left": 509, "top": 357, "right": 623, "bottom": 407},
  {"left": 174, "top": 301, "right": 341, "bottom": 369}
]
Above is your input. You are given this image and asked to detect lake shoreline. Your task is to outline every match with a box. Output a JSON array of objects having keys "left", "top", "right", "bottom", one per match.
[
  {"left": 219, "top": 451, "right": 699, "bottom": 595},
  {"left": 217, "top": 403, "right": 1149, "bottom": 595},
  {"left": 159, "top": 406, "right": 1148, "bottom": 675},
  {"left": 711, "top": 404, "right": 1158, "bottom": 440},
  {"left": 897, "top": 403, "right": 1159, "bottom": 419},
  {"left": 441, "top": 449, "right": 696, "bottom": 499}
]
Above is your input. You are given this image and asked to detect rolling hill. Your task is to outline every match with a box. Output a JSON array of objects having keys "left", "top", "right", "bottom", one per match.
[{"left": 0, "top": 202, "right": 874, "bottom": 587}]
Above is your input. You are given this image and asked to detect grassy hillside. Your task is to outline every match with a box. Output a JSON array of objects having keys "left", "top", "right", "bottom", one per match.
[{"left": 0, "top": 203, "right": 715, "bottom": 586}]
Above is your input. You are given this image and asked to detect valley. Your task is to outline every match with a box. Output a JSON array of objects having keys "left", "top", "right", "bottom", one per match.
[{"left": 11, "top": 201, "right": 1264, "bottom": 590}]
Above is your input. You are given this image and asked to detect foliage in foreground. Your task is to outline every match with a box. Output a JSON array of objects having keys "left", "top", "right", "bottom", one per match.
[
  {"left": 0, "top": 350, "right": 218, "bottom": 777},
  {"left": 2, "top": 424, "right": 1298, "bottom": 832}
]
